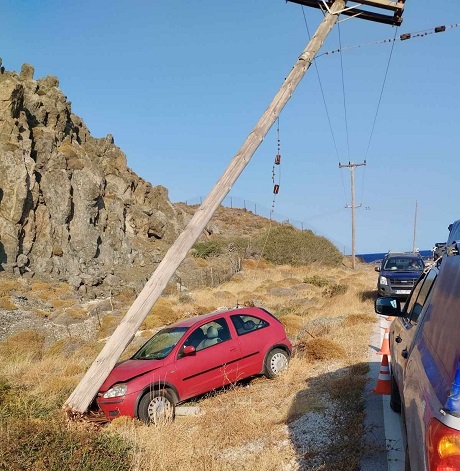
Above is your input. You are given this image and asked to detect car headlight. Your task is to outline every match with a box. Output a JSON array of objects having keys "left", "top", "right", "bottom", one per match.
[
  {"left": 379, "top": 276, "right": 388, "bottom": 286},
  {"left": 103, "top": 383, "right": 128, "bottom": 398}
]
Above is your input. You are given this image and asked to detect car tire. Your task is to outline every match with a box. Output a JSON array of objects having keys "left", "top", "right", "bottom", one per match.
[
  {"left": 390, "top": 372, "right": 402, "bottom": 413},
  {"left": 264, "top": 348, "right": 289, "bottom": 379},
  {"left": 138, "top": 389, "right": 176, "bottom": 425}
]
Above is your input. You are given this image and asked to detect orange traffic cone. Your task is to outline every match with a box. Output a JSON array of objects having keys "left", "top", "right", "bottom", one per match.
[
  {"left": 372, "top": 354, "right": 391, "bottom": 395},
  {"left": 377, "top": 327, "right": 390, "bottom": 355}
]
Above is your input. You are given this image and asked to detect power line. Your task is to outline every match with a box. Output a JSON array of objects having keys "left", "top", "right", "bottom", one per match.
[
  {"left": 337, "top": 22, "right": 350, "bottom": 161},
  {"left": 315, "top": 22, "right": 460, "bottom": 59},
  {"left": 301, "top": 6, "right": 348, "bottom": 206},
  {"left": 359, "top": 25, "right": 399, "bottom": 206}
]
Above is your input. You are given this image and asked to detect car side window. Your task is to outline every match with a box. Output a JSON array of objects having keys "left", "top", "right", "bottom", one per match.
[
  {"left": 231, "top": 315, "right": 269, "bottom": 336},
  {"left": 406, "top": 268, "right": 438, "bottom": 324},
  {"left": 180, "top": 318, "right": 231, "bottom": 354}
]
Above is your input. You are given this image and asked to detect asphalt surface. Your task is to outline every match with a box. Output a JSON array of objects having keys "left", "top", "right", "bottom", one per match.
[{"left": 360, "top": 317, "right": 405, "bottom": 471}]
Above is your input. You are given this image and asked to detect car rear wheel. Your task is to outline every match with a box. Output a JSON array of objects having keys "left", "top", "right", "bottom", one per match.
[
  {"left": 390, "top": 372, "right": 402, "bottom": 413},
  {"left": 264, "top": 348, "right": 289, "bottom": 379},
  {"left": 138, "top": 389, "right": 176, "bottom": 425}
]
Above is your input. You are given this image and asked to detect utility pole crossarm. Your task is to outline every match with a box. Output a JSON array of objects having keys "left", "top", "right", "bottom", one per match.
[
  {"left": 286, "top": 0, "right": 405, "bottom": 26},
  {"left": 64, "top": 0, "right": 346, "bottom": 415}
]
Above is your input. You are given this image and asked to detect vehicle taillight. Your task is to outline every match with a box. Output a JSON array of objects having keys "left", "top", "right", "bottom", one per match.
[{"left": 426, "top": 418, "right": 460, "bottom": 470}]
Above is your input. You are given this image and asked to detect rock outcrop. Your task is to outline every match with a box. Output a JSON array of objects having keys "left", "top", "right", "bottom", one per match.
[{"left": 0, "top": 62, "right": 187, "bottom": 292}]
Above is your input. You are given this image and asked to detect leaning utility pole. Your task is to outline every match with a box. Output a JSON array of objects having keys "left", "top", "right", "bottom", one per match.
[
  {"left": 65, "top": 0, "right": 346, "bottom": 415},
  {"left": 65, "top": 0, "right": 405, "bottom": 415},
  {"left": 339, "top": 161, "right": 366, "bottom": 269}
]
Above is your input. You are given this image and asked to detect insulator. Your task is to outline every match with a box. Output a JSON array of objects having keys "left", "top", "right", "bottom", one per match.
[
  {"left": 400, "top": 33, "right": 411, "bottom": 41},
  {"left": 435, "top": 26, "right": 446, "bottom": 33},
  {"left": 274, "top": 154, "right": 281, "bottom": 165},
  {"left": 273, "top": 184, "right": 280, "bottom": 195}
]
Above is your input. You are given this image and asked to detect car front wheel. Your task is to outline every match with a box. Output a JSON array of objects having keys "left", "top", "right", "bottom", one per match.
[
  {"left": 264, "top": 348, "right": 289, "bottom": 379},
  {"left": 138, "top": 389, "right": 176, "bottom": 425}
]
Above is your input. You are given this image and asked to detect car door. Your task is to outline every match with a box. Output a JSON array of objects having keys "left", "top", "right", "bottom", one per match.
[
  {"left": 390, "top": 267, "right": 438, "bottom": 388},
  {"left": 230, "top": 314, "right": 271, "bottom": 377},
  {"left": 173, "top": 318, "right": 241, "bottom": 400}
]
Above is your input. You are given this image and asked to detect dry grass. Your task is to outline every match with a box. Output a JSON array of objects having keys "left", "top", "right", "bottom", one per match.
[{"left": 0, "top": 259, "right": 377, "bottom": 470}]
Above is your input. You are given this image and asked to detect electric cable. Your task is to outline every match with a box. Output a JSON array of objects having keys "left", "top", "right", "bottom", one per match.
[
  {"left": 338, "top": 22, "right": 350, "bottom": 161},
  {"left": 301, "top": 6, "right": 348, "bottom": 206},
  {"left": 315, "top": 22, "right": 460, "bottom": 59},
  {"left": 359, "top": 25, "right": 399, "bottom": 206}
]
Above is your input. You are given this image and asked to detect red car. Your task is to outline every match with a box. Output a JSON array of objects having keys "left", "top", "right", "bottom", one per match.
[{"left": 96, "top": 306, "right": 292, "bottom": 424}]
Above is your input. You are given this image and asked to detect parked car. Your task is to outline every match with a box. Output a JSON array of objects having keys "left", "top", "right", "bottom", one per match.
[
  {"left": 96, "top": 306, "right": 292, "bottom": 424},
  {"left": 375, "top": 251, "right": 425, "bottom": 298},
  {"left": 375, "top": 241, "right": 460, "bottom": 470}
]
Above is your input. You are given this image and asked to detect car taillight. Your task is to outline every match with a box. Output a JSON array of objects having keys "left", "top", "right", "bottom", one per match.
[{"left": 426, "top": 418, "right": 460, "bottom": 470}]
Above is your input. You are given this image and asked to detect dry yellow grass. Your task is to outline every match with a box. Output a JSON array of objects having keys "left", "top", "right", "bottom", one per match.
[{"left": 0, "top": 258, "right": 377, "bottom": 470}]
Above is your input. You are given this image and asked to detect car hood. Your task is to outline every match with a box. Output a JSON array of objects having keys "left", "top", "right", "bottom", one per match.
[
  {"left": 381, "top": 270, "right": 422, "bottom": 278},
  {"left": 99, "top": 358, "right": 164, "bottom": 392}
]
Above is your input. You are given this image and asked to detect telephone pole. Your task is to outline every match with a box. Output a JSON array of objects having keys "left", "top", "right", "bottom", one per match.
[
  {"left": 339, "top": 161, "right": 366, "bottom": 269},
  {"left": 65, "top": 0, "right": 347, "bottom": 415},
  {"left": 65, "top": 0, "right": 406, "bottom": 415}
]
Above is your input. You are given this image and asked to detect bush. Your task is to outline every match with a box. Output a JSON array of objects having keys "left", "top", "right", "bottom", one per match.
[
  {"left": 323, "top": 284, "right": 348, "bottom": 298},
  {"left": 257, "top": 225, "right": 342, "bottom": 266},
  {"left": 192, "top": 236, "right": 254, "bottom": 260},
  {"left": 303, "top": 275, "right": 329, "bottom": 287},
  {"left": 0, "top": 417, "right": 133, "bottom": 471}
]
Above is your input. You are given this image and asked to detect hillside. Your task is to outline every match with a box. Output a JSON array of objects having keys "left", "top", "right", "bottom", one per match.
[
  {"left": 0, "top": 62, "right": 188, "bottom": 295},
  {"left": 0, "top": 62, "right": 343, "bottom": 299}
]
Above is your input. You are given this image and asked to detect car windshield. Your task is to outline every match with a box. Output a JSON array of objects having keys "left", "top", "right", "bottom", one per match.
[
  {"left": 383, "top": 257, "right": 424, "bottom": 271},
  {"left": 132, "top": 327, "right": 189, "bottom": 360}
]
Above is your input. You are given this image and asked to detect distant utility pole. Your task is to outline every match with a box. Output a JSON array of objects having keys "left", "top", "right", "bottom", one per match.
[
  {"left": 339, "top": 161, "right": 366, "bottom": 269},
  {"left": 412, "top": 200, "right": 418, "bottom": 253}
]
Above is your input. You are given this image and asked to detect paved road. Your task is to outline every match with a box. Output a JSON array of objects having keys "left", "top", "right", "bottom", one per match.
[{"left": 360, "top": 317, "right": 405, "bottom": 471}]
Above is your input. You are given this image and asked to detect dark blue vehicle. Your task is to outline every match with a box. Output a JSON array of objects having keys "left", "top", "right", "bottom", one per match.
[
  {"left": 375, "top": 251, "right": 425, "bottom": 298},
  {"left": 375, "top": 234, "right": 460, "bottom": 470}
]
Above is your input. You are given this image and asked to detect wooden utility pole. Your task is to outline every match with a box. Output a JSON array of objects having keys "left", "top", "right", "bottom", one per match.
[
  {"left": 64, "top": 0, "right": 347, "bottom": 414},
  {"left": 339, "top": 161, "right": 366, "bottom": 269}
]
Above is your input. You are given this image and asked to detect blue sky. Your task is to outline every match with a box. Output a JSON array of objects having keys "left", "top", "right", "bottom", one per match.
[{"left": 2, "top": 0, "right": 460, "bottom": 254}]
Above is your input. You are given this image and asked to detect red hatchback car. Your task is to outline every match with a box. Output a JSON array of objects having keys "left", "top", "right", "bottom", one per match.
[{"left": 96, "top": 306, "right": 292, "bottom": 424}]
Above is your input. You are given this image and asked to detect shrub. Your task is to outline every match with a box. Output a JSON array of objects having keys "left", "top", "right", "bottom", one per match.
[
  {"left": 297, "top": 338, "right": 347, "bottom": 361},
  {"left": 323, "top": 284, "right": 348, "bottom": 298},
  {"left": 0, "top": 417, "right": 133, "bottom": 471},
  {"left": 192, "top": 240, "right": 225, "bottom": 259},
  {"left": 303, "top": 275, "right": 329, "bottom": 287},
  {"left": 257, "top": 225, "right": 342, "bottom": 266}
]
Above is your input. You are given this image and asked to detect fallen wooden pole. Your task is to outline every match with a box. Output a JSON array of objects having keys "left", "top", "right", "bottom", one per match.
[{"left": 64, "top": 0, "right": 345, "bottom": 414}]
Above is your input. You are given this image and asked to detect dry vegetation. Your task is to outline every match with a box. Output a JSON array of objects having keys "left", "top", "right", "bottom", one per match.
[{"left": 0, "top": 254, "right": 377, "bottom": 470}]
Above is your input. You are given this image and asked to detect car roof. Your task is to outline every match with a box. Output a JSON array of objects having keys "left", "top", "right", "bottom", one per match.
[
  {"left": 384, "top": 252, "right": 422, "bottom": 259},
  {"left": 168, "top": 306, "right": 268, "bottom": 329}
]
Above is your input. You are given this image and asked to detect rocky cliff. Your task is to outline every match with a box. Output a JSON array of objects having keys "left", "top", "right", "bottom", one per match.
[{"left": 0, "top": 61, "right": 188, "bottom": 293}]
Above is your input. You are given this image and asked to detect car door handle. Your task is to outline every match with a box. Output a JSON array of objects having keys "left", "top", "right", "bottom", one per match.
[
  {"left": 402, "top": 349, "right": 409, "bottom": 359},
  {"left": 395, "top": 335, "right": 402, "bottom": 343},
  {"left": 229, "top": 347, "right": 238, "bottom": 352}
]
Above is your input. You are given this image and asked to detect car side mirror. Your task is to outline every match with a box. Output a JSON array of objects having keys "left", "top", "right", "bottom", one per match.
[
  {"left": 375, "top": 297, "right": 402, "bottom": 316},
  {"left": 182, "top": 345, "right": 196, "bottom": 356},
  {"left": 374, "top": 266, "right": 381, "bottom": 272}
]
